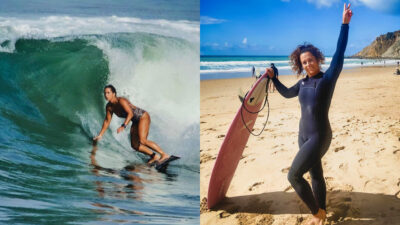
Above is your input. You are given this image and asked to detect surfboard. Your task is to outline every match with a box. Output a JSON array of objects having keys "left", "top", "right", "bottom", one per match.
[
  {"left": 207, "top": 73, "right": 270, "bottom": 208},
  {"left": 155, "top": 155, "right": 180, "bottom": 172}
]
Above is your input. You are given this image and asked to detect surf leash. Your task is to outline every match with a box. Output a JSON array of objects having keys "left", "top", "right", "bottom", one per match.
[
  {"left": 240, "top": 65, "right": 277, "bottom": 136},
  {"left": 240, "top": 77, "right": 270, "bottom": 136}
]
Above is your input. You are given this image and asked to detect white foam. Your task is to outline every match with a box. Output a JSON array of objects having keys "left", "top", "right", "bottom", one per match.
[
  {"left": 0, "top": 15, "right": 199, "bottom": 52},
  {"left": 200, "top": 60, "right": 289, "bottom": 66},
  {"left": 200, "top": 56, "right": 400, "bottom": 74},
  {"left": 201, "top": 65, "right": 293, "bottom": 74}
]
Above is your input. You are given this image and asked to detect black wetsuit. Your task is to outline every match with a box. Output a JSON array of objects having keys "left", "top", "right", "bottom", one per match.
[{"left": 271, "top": 24, "right": 349, "bottom": 214}]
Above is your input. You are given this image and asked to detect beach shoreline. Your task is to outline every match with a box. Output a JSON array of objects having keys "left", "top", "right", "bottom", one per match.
[
  {"left": 200, "top": 55, "right": 400, "bottom": 80},
  {"left": 200, "top": 65, "right": 400, "bottom": 224}
]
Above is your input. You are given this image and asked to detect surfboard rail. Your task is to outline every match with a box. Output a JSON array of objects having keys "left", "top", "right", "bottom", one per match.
[{"left": 207, "top": 73, "right": 270, "bottom": 208}]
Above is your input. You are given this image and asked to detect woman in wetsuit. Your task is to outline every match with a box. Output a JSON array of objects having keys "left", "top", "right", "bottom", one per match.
[
  {"left": 265, "top": 4, "right": 352, "bottom": 225},
  {"left": 93, "top": 85, "right": 169, "bottom": 165}
]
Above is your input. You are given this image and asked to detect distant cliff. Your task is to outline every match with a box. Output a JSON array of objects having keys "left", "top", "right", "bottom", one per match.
[{"left": 352, "top": 30, "right": 400, "bottom": 58}]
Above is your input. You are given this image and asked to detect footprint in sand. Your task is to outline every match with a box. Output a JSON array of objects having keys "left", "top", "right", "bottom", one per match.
[
  {"left": 325, "top": 177, "right": 334, "bottom": 181},
  {"left": 200, "top": 197, "right": 209, "bottom": 213},
  {"left": 236, "top": 213, "right": 274, "bottom": 225},
  {"left": 339, "top": 163, "right": 348, "bottom": 171},
  {"left": 334, "top": 146, "right": 345, "bottom": 152},
  {"left": 284, "top": 185, "right": 293, "bottom": 192},
  {"left": 248, "top": 181, "right": 264, "bottom": 191},
  {"left": 200, "top": 153, "right": 216, "bottom": 164},
  {"left": 281, "top": 167, "right": 290, "bottom": 173},
  {"left": 364, "top": 180, "right": 370, "bottom": 188},
  {"left": 375, "top": 148, "right": 385, "bottom": 154},
  {"left": 343, "top": 184, "right": 354, "bottom": 192},
  {"left": 217, "top": 134, "right": 225, "bottom": 138},
  {"left": 219, "top": 212, "right": 230, "bottom": 218}
]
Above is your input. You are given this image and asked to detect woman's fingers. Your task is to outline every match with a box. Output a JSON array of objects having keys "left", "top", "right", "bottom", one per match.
[
  {"left": 344, "top": 3, "right": 351, "bottom": 13},
  {"left": 266, "top": 68, "right": 275, "bottom": 78},
  {"left": 93, "top": 135, "right": 102, "bottom": 141}
]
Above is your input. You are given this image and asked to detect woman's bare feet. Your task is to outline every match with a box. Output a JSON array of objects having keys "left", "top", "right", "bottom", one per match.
[
  {"left": 158, "top": 153, "right": 170, "bottom": 164},
  {"left": 308, "top": 208, "right": 326, "bottom": 225},
  {"left": 147, "top": 154, "right": 160, "bottom": 166}
]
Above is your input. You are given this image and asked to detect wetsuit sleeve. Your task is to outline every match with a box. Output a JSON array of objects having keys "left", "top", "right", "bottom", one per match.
[
  {"left": 272, "top": 76, "right": 301, "bottom": 98},
  {"left": 325, "top": 24, "right": 349, "bottom": 83}
]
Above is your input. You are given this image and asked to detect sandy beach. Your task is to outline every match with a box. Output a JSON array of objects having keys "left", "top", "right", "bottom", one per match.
[{"left": 200, "top": 66, "right": 400, "bottom": 224}]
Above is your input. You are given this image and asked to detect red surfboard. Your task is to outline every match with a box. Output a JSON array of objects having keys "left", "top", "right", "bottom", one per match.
[{"left": 207, "top": 73, "right": 269, "bottom": 208}]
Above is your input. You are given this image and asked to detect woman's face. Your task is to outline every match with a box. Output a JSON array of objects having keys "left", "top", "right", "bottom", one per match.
[
  {"left": 300, "top": 51, "right": 320, "bottom": 77},
  {"left": 104, "top": 88, "right": 115, "bottom": 101}
]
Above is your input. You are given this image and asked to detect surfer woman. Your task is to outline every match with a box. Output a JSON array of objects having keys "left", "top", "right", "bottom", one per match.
[
  {"left": 265, "top": 4, "right": 352, "bottom": 225},
  {"left": 93, "top": 85, "right": 170, "bottom": 165}
]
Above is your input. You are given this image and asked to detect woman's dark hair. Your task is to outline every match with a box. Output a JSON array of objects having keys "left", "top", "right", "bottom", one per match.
[
  {"left": 289, "top": 43, "right": 325, "bottom": 76},
  {"left": 104, "top": 84, "right": 117, "bottom": 95}
]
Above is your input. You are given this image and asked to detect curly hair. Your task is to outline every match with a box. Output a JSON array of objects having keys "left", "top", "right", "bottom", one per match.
[{"left": 289, "top": 43, "right": 325, "bottom": 76}]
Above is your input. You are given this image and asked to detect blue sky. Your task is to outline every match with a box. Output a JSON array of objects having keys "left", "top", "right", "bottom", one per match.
[{"left": 201, "top": 0, "right": 400, "bottom": 56}]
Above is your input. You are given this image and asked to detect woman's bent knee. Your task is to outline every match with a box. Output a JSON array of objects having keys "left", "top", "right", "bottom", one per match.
[
  {"left": 139, "top": 139, "right": 148, "bottom": 146},
  {"left": 288, "top": 169, "right": 300, "bottom": 184}
]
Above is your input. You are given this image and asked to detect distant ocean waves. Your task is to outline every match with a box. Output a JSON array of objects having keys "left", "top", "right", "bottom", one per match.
[{"left": 201, "top": 55, "right": 399, "bottom": 79}]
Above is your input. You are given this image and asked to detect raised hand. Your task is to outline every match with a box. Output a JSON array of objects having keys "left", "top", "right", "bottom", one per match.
[{"left": 343, "top": 3, "right": 353, "bottom": 24}]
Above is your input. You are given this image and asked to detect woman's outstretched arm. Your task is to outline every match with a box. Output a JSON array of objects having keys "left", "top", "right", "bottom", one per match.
[
  {"left": 325, "top": 3, "right": 352, "bottom": 83},
  {"left": 266, "top": 67, "right": 301, "bottom": 98},
  {"left": 93, "top": 104, "right": 113, "bottom": 141}
]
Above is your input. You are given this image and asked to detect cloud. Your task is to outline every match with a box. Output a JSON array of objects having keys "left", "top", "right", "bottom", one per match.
[
  {"left": 350, "top": 0, "right": 400, "bottom": 15},
  {"left": 242, "top": 37, "right": 247, "bottom": 44},
  {"left": 306, "top": 0, "right": 340, "bottom": 8},
  {"left": 200, "top": 16, "right": 227, "bottom": 25}
]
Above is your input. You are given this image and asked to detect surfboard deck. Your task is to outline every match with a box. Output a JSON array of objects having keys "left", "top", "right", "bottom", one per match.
[
  {"left": 155, "top": 155, "right": 180, "bottom": 172},
  {"left": 207, "top": 73, "right": 269, "bottom": 209}
]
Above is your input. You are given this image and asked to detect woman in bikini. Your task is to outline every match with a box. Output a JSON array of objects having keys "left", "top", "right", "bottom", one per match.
[{"left": 93, "top": 84, "right": 169, "bottom": 165}]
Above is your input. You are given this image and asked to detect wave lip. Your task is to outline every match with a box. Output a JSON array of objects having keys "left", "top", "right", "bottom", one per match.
[{"left": 0, "top": 15, "right": 199, "bottom": 52}]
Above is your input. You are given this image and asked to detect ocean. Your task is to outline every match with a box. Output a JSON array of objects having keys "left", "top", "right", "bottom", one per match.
[
  {"left": 201, "top": 55, "right": 399, "bottom": 80},
  {"left": 0, "top": 0, "right": 200, "bottom": 224}
]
